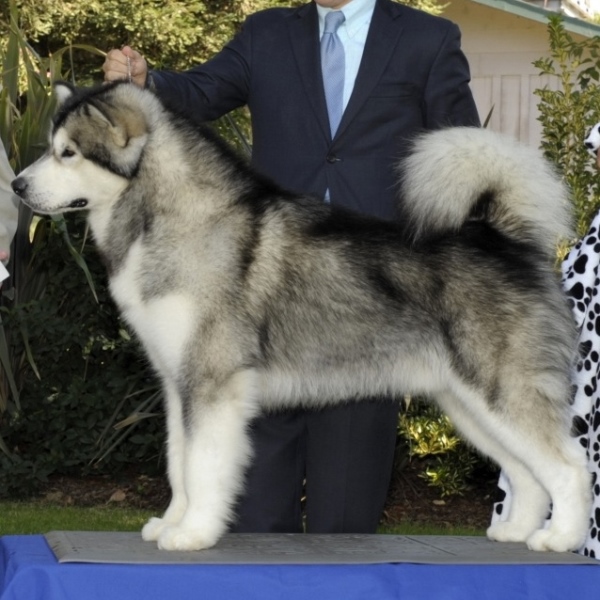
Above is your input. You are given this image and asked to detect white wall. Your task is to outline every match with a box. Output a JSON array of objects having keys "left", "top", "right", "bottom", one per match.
[{"left": 444, "top": 0, "right": 588, "bottom": 146}]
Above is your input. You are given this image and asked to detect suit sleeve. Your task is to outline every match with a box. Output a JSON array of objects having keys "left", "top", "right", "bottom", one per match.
[
  {"left": 149, "top": 17, "right": 254, "bottom": 123},
  {"left": 423, "top": 23, "right": 480, "bottom": 129}
]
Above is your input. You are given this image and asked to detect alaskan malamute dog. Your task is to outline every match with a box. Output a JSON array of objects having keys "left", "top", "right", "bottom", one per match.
[{"left": 12, "top": 81, "right": 591, "bottom": 552}]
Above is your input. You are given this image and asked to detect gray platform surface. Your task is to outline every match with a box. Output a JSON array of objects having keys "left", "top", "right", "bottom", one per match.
[{"left": 44, "top": 531, "right": 600, "bottom": 565}]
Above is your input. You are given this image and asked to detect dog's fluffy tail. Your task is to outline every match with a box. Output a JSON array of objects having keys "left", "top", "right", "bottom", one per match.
[{"left": 399, "top": 127, "right": 572, "bottom": 256}]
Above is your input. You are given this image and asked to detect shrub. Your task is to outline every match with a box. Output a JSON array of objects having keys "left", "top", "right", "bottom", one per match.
[
  {"left": 0, "top": 213, "right": 165, "bottom": 497},
  {"left": 0, "top": 1, "right": 164, "bottom": 496},
  {"left": 398, "top": 400, "right": 496, "bottom": 497},
  {"left": 534, "top": 15, "right": 600, "bottom": 238}
]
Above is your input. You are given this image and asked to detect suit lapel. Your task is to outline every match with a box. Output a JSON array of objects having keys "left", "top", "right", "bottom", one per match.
[
  {"left": 335, "top": 0, "right": 405, "bottom": 140},
  {"left": 288, "top": 3, "right": 331, "bottom": 140}
]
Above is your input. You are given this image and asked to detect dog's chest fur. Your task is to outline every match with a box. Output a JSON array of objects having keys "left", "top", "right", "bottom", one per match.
[{"left": 107, "top": 236, "right": 196, "bottom": 380}]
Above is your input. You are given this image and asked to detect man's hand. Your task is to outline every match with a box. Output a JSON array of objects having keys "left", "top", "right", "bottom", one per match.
[{"left": 102, "top": 46, "right": 148, "bottom": 88}]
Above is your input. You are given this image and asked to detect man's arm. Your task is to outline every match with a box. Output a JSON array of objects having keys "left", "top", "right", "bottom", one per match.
[
  {"left": 103, "top": 18, "right": 254, "bottom": 123},
  {"left": 423, "top": 23, "right": 480, "bottom": 129}
]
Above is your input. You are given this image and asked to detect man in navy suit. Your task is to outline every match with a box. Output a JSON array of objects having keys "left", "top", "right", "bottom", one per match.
[{"left": 104, "top": 0, "right": 480, "bottom": 534}]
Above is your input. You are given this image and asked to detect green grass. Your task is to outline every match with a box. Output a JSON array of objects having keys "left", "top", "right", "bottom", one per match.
[
  {"left": 0, "top": 502, "right": 154, "bottom": 535},
  {"left": 0, "top": 501, "right": 485, "bottom": 537}
]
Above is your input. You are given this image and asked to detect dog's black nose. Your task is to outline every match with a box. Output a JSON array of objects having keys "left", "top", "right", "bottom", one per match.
[
  {"left": 11, "top": 177, "right": 27, "bottom": 197},
  {"left": 585, "top": 141, "right": 595, "bottom": 149}
]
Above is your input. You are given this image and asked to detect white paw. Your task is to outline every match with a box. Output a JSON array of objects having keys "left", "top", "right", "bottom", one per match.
[
  {"left": 526, "top": 528, "right": 585, "bottom": 553},
  {"left": 157, "top": 525, "right": 219, "bottom": 551},
  {"left": 487, "top": 521, "right": 531, "bottom": 543},
  {"left": 142, "top": 517, "right": 170, "bottom": 542}
]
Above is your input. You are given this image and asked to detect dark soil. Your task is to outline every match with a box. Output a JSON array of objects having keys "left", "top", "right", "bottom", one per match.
[
  {"left": 383, "top": 461, "right": 500, "bottom": 530},
  {"left": 34, "top": 460, "right": 500, "bottom": 531}
]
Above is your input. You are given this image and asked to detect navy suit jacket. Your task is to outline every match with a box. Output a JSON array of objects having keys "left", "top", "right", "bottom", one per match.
[{"left": 151, "top": 0, "right": 480, "bottom": 220}]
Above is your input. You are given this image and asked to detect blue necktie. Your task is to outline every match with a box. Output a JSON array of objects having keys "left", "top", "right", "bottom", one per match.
[{"left": 321, "top": 11, "right": 346, "bottom": 138}]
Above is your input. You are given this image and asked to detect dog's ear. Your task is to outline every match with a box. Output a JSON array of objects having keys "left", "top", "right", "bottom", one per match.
[
  {"left": 98, "top": 100, "right": 148, "bottom": 176},
  {"left": 110, "top": 106, "right": 148, "bottom": 149},
  {"left": 53, "top": 81, "right": 76, "bottom": 108},
  {"left": 76, "top": 97, "right": 146, "bottom": 151}
]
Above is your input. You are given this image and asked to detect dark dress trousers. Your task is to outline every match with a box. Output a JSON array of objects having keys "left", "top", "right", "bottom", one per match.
[{"left": 150, "top": 0, "right": 480, "bottom": 532}]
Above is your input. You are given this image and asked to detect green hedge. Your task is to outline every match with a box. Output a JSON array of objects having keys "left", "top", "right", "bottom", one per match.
[{"left": 0, "top": 214, "right": 164, "bottom": 497}]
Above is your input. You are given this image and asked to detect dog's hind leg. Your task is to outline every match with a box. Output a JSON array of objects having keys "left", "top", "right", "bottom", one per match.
[
  {"left": 439, "top": 385, "right": 591, "bottom": 552},
  {"left": 435, "top": 393, "right": 551, "bottom": 543},
  {"left": 486, "top": 464, "right": 551, "bottom": 544},
  {"left": 487, "top": 380, "right": 591, "bottom": 552},
  {"left": 156, "top": 369, "right": 259, "bottom": 551},
  {"left": 519, "top": 439, "right": 591, "bottom": 552},
  {"left": 142, "top": 379, "right": 188, "bottom": 543}
]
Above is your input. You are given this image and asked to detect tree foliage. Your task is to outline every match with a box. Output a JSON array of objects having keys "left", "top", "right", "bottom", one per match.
[
  {"left": 0, "top": 1, "right": 164, "bottom": 493},
  {"left": 2, "top": 1, "right": 445, "bottom": 84},
  {"left": 534, "top": 15, "right": 600, "bottom": 239}
]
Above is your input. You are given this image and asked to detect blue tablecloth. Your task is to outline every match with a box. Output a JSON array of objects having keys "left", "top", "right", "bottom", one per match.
[{"left": 2, "top": 535, "right": 600, "bottom": 600}]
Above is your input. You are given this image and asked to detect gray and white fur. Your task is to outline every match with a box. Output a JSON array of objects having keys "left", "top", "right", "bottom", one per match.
[{"left": 12, "top": 81, "right": 591, "bottom": 552}]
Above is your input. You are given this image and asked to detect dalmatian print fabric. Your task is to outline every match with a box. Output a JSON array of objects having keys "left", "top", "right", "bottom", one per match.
[{"left": 492, "top": 214, "right": 600, "bottom": 558}]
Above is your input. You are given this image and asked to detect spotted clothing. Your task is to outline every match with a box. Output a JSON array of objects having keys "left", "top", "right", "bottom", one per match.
[{"left": 493, "top": 213, "right": 600, "bottom": 559}]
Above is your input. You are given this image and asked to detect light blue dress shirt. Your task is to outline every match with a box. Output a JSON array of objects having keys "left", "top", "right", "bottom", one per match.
[
  {"left": 317, "top": 0, "right": 376, "bottom": 202},
  {"left": 316, "top": 0, "right": 377, "bottom": 112}
]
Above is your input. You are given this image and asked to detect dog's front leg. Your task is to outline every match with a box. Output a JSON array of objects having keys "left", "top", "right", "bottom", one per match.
[
  {"left": 142, "top": 379, "right": 188, "bottom": 543},
  {"left": 156, "top": 369, "right": 259, "bottom": 551}
]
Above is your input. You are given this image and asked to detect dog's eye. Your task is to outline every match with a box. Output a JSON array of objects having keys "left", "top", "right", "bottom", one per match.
[{"left": 61, "top": 148, "right": 76, "bottom": 158}]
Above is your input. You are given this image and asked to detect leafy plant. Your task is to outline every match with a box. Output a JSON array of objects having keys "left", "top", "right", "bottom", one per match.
[
  {"left": 2, "top": 0, "right": 446, "bottom": 86},
  {"left": 398, "top": 400, "right": 494, "bottom": 497},
  {"left": 0, "top": 1, "right": 166, "bottom": 496},
  {"left": 0, "top": 0, "right": 60, "bottom": 459},
  {"left": 534, "top": 15, "right": 600, "bottom": 238},
  {"left": 0, "top": 210, "right": 166, "bottom": 497}
]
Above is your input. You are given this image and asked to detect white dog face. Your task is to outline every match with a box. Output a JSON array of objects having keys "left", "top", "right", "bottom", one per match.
[
  {"left": 12, "top": 128, "right": 131, "bottom": 215},
  {"left": 11, "top": 82, "right": 148, "bottom": 215},
  {"left": 584, "top": 122, "right": 600, "bottom": 158}
]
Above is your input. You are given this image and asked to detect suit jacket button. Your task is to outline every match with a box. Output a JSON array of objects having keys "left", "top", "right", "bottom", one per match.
[{"left": 326, "top": 154, "right": 338, "bottom": 163}]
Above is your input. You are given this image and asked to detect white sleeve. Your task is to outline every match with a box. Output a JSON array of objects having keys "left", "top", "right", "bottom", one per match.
[{"left": 0, "top": 145, "right": 20, "bottom": 258}]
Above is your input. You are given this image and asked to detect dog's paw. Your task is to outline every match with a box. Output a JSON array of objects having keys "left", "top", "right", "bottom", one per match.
[
  {"left": 142, "top": 517, "right": 169, "bottom": 542},
  {"left": 157, "top": 525, "right": 219, "bottom": 551},
  {"left": 487, "top": 522, "right": 531, "bottom": 543},
  {"left": 526, "top": 528, "right": 585, "bottom": 553}
]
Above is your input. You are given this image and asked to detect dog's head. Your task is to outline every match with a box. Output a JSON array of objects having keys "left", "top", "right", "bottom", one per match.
[
  {"left": 584, "top": 122, "right": 600, "bottom": 159},
  {"left": 11, "top": 81, "right": 150, "bottom": 214}
]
